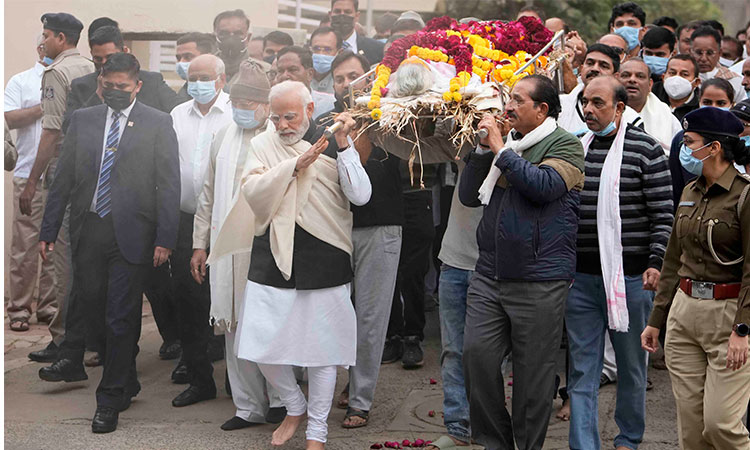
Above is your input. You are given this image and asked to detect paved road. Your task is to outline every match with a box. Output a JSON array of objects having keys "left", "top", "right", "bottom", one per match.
[{"left": 4, "top": 302, "right": 679, "bottom": 449}]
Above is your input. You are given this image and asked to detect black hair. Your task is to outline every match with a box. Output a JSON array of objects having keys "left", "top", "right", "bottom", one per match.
[
  {"left": 668, "top": 53, "right": 699, "bottom": 78},
  {"left": 89, "top": 26, "right": 124, "bottom": 50},
  {"left": 375, "top": 12, "right": 398, "bottom": 34},
  {"left": 697, "top": 20, "right": 724, "bottom": 36},
  {"left": 331, "top": 0, "right": 359, "bottom": 11},
  {"left": 518, "top": 5, "right": 546, "bottom": 21},
  {"left": 676, "top": 21, "right": 700, "bottom": 39},
  {"left": 522, "top": 74, "right": 561, "bottom": 119},
  {"left": 641, "top": 26, "right": 675, "bottom": 52},
  {"left": 386, "top": 33, "right": 406, "bottom": 46},
  {"left": 695, "top": 132, "right": 750, "bottom": 165},
  {"left": 52, "top": 29, "right": 81, "bottom": 46},
  {"left": 614, "top": 81, "right": 629, "bottom": 106},
  {"left": 608, "top": 2, "right": 646, "bottom": 29},
  {"left": 622, "top": 56, "right": 651, "bottom": 77},
  {"left": 737, "top": 29, "right": 747, "bottom": 40},
  {"left": 691, "top": 25, "right": 722, "bottom": 47},
  {"left": 176, "top": 32, "right": 217, "bottom": 54},
  {"left": 100, "top": 52, "right": 140, "bottom": 81},
  {"left": 653, "top": 16, "right": 678, "bottom": 30},
  {"left": 330, "top": 49, "right": 370, "bottom": 74},
  {"left": 721, "top": 36, "right": 743, "bottom": 59},
  {"left": 310, "top": 26, "right": 342, "bottom": 49},
  {"left": 701, "top": 78, "right": 734, "bottom": 102},
  {"left": 213, "top": 9, "right": 250, "bottom": 31},
  {"left": 586, "top": 43, "right": 622, "bottom": 72},
  {"left": 88, "top": 17, "right": 118, "bottom": 40},
  {"left": 264, "top": 30, "right": 294, "bottom": 49},
  {"left": 277, "top": 45, "right": 313, "bottom": 69},
  {"left": 391, "top": 19, "right": 424, "bottom": 35}
]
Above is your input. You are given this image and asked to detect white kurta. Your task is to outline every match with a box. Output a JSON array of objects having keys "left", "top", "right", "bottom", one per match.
[{"left": 237, "top": 281, "right": 356, "bottom": 367}]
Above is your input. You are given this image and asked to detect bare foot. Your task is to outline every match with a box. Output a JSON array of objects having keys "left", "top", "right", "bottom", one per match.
[
  {"left": 426, "top": 436, "right": 470, "bottom": 449},
  {"left": 271, "top": 414, "right": 305, "bottom": 446},
  {"left": 556, "top": 398, "right": 570, "bottom": 421},
  {"left": 306, "top": 440, "right": 325, "bottom": 450}
]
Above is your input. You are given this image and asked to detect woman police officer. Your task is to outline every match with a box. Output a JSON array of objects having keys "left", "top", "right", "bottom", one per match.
[{"left": 641, "top": 106, "right": 750, "bottom": 449}]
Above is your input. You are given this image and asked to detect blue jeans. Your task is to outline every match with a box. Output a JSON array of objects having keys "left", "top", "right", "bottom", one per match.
[
  {"left": 566, "top": 272, "right": 653, "bottom": 450},
  {"left": 438, "top": 264, "right": 472, "bottom": 443}
]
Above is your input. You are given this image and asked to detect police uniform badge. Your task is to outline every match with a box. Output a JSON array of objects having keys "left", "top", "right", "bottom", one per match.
[
  {"left": 682, "top": 117, "right": 688, "bottom": 130},
  {"left": 43, "top": 86, "right": 54, "bottom": 100}
]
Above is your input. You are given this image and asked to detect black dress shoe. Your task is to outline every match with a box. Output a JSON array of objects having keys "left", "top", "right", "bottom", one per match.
[
  {"left": 39, "top": 358, "right": 88, "bottom": 382},
  {"left": 159, "top": 340, "right": 181, "bottom": 360},
  {"left": 172, "top": 385, "right": 216, "bottom": 407},
  {"left": 28, "top": 342, "right": 59, "bottom": 363},
  {"left": 220, "top": 416, "right": 257, "bottom": 430},
  {"left": 265, "top": 406, "right": 287, "bottom": 424},
  {"left": 92, "top": 406, "right": 118, "bottom": 433},
  {"left": 207, "top": 335, "right": 225, "bottom": 362},
  {"left": 171, "top": 360, "right": 190, "bottom": 384},
  {"left": 119, "top": 381, "right": 142, "bottom": 412}
]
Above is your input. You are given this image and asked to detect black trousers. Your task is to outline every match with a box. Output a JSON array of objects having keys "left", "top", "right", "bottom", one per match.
[
  {"left": 387, "top": 191, "right": 435, "bottom": 340},
  {"left": 173, "top": 212, "right": 214, "bottom": 389},
  {"left": 62, "top": 213, "right": 148, "bottom": 409}
]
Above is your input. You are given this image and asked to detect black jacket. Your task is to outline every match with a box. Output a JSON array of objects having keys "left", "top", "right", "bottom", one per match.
[
  {"left": 653, "top": 82, "right": 700, "bottom": 122},
  {"left": 63, "top": 70, "right": 180, "bottom": 132},
  {"left": 356, "top": 34, "right": 385, "bottom": 65}
]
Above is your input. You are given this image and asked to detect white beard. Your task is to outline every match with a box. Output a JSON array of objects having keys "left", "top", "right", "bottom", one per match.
[{"left": 277, "top": 118, "right": 310, "bottom": 146}]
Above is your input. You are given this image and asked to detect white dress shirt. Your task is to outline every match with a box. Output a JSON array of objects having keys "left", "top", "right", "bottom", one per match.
[
  {"left": 90, "top": 100, "right": 136, "bottom": 211},
  {"left": 336, "top": 135, "right": 371, "bottom": 206},
  {"left": 343, "top": 31, "right": 358, "bottom": 54},
  {"left": 170, "top": 91, "right": 233, "bottom": 214},
  {"left": 4, "top": 62, "right": 44, "bottom": 178},
  {"left": 312, "top": 90, "right": 336, "bottom": 120}
]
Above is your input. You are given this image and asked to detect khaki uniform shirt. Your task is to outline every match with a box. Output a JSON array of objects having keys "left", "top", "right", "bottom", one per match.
[
  {"left": 41, "top": 48, "right": 95, "bottom": 131},
  {"left": 650, "top": 166, "right": 750, "bottom": 328}
]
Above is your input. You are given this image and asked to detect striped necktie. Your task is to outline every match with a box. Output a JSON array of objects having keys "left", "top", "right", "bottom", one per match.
[{"left": 95, "top": 111, "right": 122, "bottom": 218}]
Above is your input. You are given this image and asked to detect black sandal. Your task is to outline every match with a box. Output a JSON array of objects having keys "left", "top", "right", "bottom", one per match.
[{"left": 342, "top": 407, "right": 369, "bottom": 428}]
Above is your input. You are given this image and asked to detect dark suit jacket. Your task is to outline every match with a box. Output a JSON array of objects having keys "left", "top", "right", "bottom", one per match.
[
  {"left": 41, "top": 102, "right": 180, "bottom": 265},
  {"left": 62, "top": 70, "right": 179, "bottom": 132},
  {"left": 356, "top": 34, "right": 385, "bottom": 65}
]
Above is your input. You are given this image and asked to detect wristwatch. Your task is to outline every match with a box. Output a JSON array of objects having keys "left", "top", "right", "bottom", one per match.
[{"left": 733, "top": 323, "right": 750, "bottom": 337}]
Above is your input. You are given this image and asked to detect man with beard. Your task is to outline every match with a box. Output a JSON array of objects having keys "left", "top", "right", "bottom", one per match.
[{"left": 328, "top": 0, "right": 384, "bottom": 64}]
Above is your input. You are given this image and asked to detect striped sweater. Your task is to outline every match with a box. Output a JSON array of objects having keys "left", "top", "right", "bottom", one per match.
[{"left": 576, "top": 125, "right": 674, "bottom": 275}]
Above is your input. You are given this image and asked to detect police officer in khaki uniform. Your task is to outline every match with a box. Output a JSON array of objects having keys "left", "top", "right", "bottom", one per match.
[
  {"left": 642, "top": 107, "right": 750, "bottom": 450},
  {"left": 20, "top": 13, "right": 94, "bottom": 362}
]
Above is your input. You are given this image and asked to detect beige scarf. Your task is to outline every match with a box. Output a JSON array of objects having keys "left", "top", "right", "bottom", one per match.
[{"left": 208, "top": 128, "right": 353, "bottom": 281}]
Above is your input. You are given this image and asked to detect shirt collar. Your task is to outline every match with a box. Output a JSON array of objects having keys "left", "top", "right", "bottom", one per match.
[
  {"left": 190, "top": 90, "right": 231, "bottom": 117},
  {"left": 693, "top": 165, "right": 740, "bottom": 193},
  {"left": 54, "top": 48, "right": 80, "bottom": 61},
  {"left": 33, "top": 62, "right": 45, "bottom": 75},
  {"left": 107, "top": 99, "right": 137, "bottom": 120},
  {"left": 345, "top": 31, "right": 358, "bottom": 50}
]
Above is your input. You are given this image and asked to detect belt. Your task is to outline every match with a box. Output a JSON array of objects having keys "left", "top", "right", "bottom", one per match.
[{"left": 680, "top": 278, "right": 741, "bottom": 300}]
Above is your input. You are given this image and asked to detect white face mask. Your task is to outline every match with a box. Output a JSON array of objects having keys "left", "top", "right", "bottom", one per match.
[
  {"left": 663, "top": 76, "right": 694, "bottom": 100},
  {"left": 719, "top": 56, "right": 735, "bottom": 67}
]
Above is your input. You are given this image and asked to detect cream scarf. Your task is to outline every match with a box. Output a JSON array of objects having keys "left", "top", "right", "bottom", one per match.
[
  {"left": 208, "top": 127, "right": 353, "bottom": 282},
  {"left": 581, "top": 120, "right": 629, "bottom": 332}
]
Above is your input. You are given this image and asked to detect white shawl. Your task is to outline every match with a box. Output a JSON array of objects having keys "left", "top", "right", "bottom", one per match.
[
  {"left": 638, "top": 93, "right": 681, "bottom": 155},
  {"left": 581, "top": 121, "right": 629, "bottom": 332}
]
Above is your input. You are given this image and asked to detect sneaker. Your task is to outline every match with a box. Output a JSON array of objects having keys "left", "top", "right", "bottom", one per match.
[
  {"left": 402, "top": 336, "right": 424, "bottom": 369},
  {"left": 381, "top": 336, "right": 403, "bottom": 364}
]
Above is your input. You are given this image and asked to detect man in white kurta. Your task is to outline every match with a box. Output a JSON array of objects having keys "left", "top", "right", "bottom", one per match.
[{"left": 209, "top": 80, "right": 371, "bottom": 449}]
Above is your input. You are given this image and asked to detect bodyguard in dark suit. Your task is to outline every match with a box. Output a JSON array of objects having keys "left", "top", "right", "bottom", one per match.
[
  {"left": 329, "top": 0, "right": 384, "bottom": 64},
  {"left": 38, "top": 53, "right": 180, "bottom": 434}
]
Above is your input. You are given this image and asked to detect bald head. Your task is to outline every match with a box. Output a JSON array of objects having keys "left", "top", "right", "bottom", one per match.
[
  {"left": 544, "top": 17, "right": 565, "bottom": 34},
  {"left": 598, "top": 33, "right": 628, "bottom": 56},
  {"left": 582, "top": 76, "right": 628, "bottom": 134},
  {"left": 188, "top": 54, "right": 225, "bottom": 79}
]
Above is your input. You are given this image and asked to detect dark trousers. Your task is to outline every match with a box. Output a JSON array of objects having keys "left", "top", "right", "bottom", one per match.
[
  {"left": 173, "top": 212, "right": 214, "bottom": 389},
  {"left": 63, "top": 213, "right": 148, "bottom": 409},
  {"left": 463, "top": 273, "right": 567, "bottom": 450},
  {"left": 387, "top": 191, "right": 435, "bottom": 341}
]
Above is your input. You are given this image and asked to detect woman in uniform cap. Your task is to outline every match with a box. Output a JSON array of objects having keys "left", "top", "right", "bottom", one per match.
[{"left": 641, "top": 106, "right": 750, "bottom": 449}]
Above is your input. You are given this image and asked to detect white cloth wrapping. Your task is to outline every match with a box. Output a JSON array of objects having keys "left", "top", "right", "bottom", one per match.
[
  {"left": 477, "top": 117, "right": 558, "bottom": 205},
  {"left": 638, "top": 92, "right": 681, "bottom": 155},
  {"left": 581, "top": 121, "right": 630, "bottom": 332}
]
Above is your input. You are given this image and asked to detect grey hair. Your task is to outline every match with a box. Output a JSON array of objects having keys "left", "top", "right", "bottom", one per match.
[
  {"left": 392, "top": 62, "right": 433, "bottom": 97},
  {"left": 214, "top": 57, "right": 226, "bottom": 76},
  {"left": 269, "top": 80, "right": 313, "bottom": 107}
]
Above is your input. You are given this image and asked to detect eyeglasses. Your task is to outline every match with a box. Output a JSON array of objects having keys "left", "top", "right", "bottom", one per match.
[
  {"left": 690, "top": 49, "right": 717, "bottom": 57},
  {"left": 269, "top": 112, "right": 299, "bottom": 124},
  {"left": 311, "top": 46, "right": 337, "bottom": 54},
  {"left": 216, "top": 31, "right": 247, "bottom": 41}
]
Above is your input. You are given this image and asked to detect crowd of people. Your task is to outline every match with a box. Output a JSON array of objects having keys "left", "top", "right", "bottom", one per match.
[{"left": 4, "top": 1, "right": 750, "bottom": 449}]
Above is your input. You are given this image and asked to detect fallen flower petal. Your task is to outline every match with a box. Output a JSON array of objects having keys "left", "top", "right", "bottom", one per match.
[
  {"left": 429, "top": 378, "right": 437, "bottom": 385},
  {"left": 371, "top": 444, "right": 383, "bottom": 449},
  {"left": 428, "top": 410, "right": 436, "bottom": 417}
]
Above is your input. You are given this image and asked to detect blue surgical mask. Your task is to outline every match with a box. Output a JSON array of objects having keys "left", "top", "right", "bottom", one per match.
[
  {"left": 176, "top": 61, "right": 190, "bottom": 81},
  {"left": 614, "top": 26, "right": 641, "bottom": 51},
  {"left": 312, "top": 54, "right": 335, "bottom": 74},
  {"left": 741, "top": 135, "right": 750, "bottom": 146},
  {"left": 679, "top": 141, "right": 712, "bottom": 175},
  {"left": 699, "top": 104, "right": 730, "bottom": 111},
  {"left": 643, "top": 55, "right": 669, "bottom": 76},
  {"left": 42, "top": 56, "right": 54, "bottom": 65},
  {"left": 187, "top": 79, "right": 218, "bottom": 104},
  {"left": 745, "top": 89, "right": 750, "bottom": 100},
  {"left": 593, "top": 121, "right": 617, "bottom": 137},
  {"left": 232, "top": 107, "right": 262, "bottom": 129}
]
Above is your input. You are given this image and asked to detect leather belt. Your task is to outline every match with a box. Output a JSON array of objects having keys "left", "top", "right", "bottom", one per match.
[{"left": 680, "top": 278, "right": 741, "bottom": 300}]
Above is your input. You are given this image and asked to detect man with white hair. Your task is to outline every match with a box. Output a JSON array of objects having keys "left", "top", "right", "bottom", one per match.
[
  {"left": 209, "top": 80, "right": 371, "bottom": 449},
  {"left": 169, "top": 53, "right": 234, "bottom": 407}
]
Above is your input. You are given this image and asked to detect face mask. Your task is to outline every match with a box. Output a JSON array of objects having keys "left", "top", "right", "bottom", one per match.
[
  {"left": 187, "top": 79, "right": 218, "bottom": 104},
  {"left": 312, "top": 53, "right": 335, "bottom": 74},
  {"left": 699, "top": 104, "right": 730, "bottom": 111},
  {"left": 614, "top": 26, "right": 641, "bottom": 51},
  {"left": 102, "top": 88, "right": 134, "bottom": 111},
  {"left": 746, "top": 89, "right": 750, "bottom": 100},
  {"left": 216, "top": 35, "right": 247, "bottom": 60},
  {"left": 643, "top": 55, "right": 669, "bottom": 75},
  {"left": 42, "top": 56, "right": 54, "bottom": 65},
  {"left": 232, "top": 107, "right": 262, "bottom": 129},
  {"left": 741, "top": 135, "right": 750, "bottom": 146},
  {"left": 176, "top": 61, "right": 190, "bottom": 80},
  {"left": 663, "top": 76, "right": 694, "bottom": 99},
  {"left": 679, "top": 141, "right": 712, "bottom": 175},
  {"left": 590, "top": 110, "right": 618, "bottom": 137},
  {"left": 719, "top": 56, "right": 735, "bottom": 67},
  {"left": 264, "top": 54, "right": 275, "bottom": 64},
  {"left": 377, "top": 38, "right": 387, "bottom": 43},
  {"left": 330, "top": 14, "right": 355, "bottom": 38}
]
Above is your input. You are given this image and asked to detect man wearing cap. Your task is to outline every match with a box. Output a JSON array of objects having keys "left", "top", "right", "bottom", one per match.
[
  {"left": 19, "top": 12, "right": 94, "bottom": 358},
  {"left": 390, "top": 11, "right": 425, "bottom": 36},
  {"left": 191, "top": 60, "right": 284, "bottom": 430}
]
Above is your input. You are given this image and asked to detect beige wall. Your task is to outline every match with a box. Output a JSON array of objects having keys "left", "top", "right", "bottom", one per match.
[{"left": 4, "top": 1, "right": 278, "bottom": 296}]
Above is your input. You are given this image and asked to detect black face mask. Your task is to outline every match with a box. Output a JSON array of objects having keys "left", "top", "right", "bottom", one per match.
[
  {"left": 102, "top": 88, "right": 134, "bottom": 111},
  {"left": 217, "top": 35, "right": 248, "bottom": 60},
  {"left": 330, "top": 14, "right": 355, "bottom": 38},
  {"left": 263, "top": 54, "right": 276, "bottom": 64}
]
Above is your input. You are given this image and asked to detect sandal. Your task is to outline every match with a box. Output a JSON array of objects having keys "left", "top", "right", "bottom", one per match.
[
  {"left": 425, "top": 435, "right": 469, "bottom": 449},
  {"left": 341, "top": 407, "right": 369, "bottom": 429},
  {"left": 9, "top": 320, "right": 29, "bottom": 332}
]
